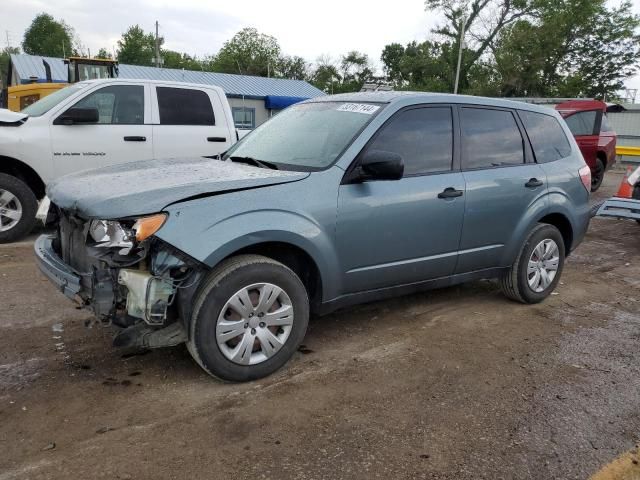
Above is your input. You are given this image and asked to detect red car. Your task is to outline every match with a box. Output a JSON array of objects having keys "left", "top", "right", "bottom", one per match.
[{"left": 556, "top": 100, "right": 617, "bottom": 192}]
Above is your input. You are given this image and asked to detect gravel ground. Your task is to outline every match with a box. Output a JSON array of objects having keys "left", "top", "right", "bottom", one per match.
[{"left": 1, "top": 170, "right": 639, "bottom": 480}]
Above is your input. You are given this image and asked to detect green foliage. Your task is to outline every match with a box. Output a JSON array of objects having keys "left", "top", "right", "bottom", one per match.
[
  {"left": 309, "top": 52, "right": 373, "bottom": 93},
  {"left": 22, "top": 13, "right": 75, "bottom": 57},
  {"left": 276, "top": 55, "right": 309, "bottom": 80},
  {"left": 0, "top": 46, "right": 20, "bottom": 82},
  {"left": 212, "top": 28, "right": 281, "bottom": 76},
  {"left": 162, "top": 50, "right": 203, "bottom": 70},
  {"left": 117, "top": 25, "right": 160, "bottom": 66},
  {"left": 96, "top": 48, "right": 112, "bottom": 59},
  {"left": 490, "top": 0, "right": 640, "bottom": 98}
]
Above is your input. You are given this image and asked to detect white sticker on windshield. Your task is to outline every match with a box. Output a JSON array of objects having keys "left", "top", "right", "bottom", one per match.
[{"left": 337, "top": 103, "right": 380, "bottom": 115}]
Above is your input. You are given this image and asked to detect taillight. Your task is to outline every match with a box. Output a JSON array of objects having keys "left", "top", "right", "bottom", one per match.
[{"left": 579, "top": 165, "right": 591, "bottom": 192}]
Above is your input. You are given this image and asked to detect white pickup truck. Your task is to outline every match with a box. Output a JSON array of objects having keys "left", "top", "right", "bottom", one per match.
[{"left": 0, "top": 79, "right": 238, "bottom": 242}]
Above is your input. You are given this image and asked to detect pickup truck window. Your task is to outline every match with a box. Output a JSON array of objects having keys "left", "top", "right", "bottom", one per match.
[
  {"left": 564, "top": 110, "right": 598, "bottom": 136},
  {"left": 157, "top": 87, "right": 215, "bottom": 125},
  {"left": 223, "top": 101, "right": 382, "bottom": 171},
  {"left": 363, "top": 107, "right": 453, "bottom": 176},
  {"left": 21, "top": 83, "right": 87, "bottom": 117},
  {"left": 73, "top": 85, "right": 144, "bottom": 124}
]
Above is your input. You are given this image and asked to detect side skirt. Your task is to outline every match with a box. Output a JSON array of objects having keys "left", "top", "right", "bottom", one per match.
[{"left": 316, "top": 267, "right": 507, "bottom": 316}]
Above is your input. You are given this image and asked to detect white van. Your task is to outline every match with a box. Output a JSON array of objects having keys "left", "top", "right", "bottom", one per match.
[{"left": 0, "top": 79, "right": 237, "bottom": 242}]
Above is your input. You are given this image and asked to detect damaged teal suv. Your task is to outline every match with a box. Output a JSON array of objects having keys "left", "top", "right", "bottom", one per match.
[{"left": 36, "top": 92, "right": 591, "bottom": 382}]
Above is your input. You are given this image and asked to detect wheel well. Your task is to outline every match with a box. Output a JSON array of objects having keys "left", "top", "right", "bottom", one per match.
[
  {"left": 0, "top": 156, "right": 45, "bottom": 199},
  {"left": 596, "top": 151, "right": 607, "bottom": 168},
  {"left": 539, "top": 213, "right": 573, "bottom": 252},
  {"left": 229, "top": 242, "right": 323, "bottom": 312}
]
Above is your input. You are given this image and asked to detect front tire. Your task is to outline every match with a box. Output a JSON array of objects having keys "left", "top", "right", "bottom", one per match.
[
  {"left": 0, "top": 174, "right": 38, "bottom": 244},
  {"left": 187, "top": 254, "right": 309, "bottom": 382},
  {"left": 501, "top": 224, "right": 565, "bottom": 304}
]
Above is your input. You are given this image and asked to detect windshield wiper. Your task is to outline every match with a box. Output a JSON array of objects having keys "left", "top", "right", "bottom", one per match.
[{"left": 229, "top": 156, "right": 278, "bottom": 170}]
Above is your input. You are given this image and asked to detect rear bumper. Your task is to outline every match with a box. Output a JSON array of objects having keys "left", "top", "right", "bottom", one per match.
[
  {"left": 34, "top": 234, "right": 83, "bottom": 301},
  {"left": 596, "top": 197, "right": 640, "bottom": 221}
]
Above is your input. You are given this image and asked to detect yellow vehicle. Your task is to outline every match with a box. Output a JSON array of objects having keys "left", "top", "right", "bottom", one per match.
[{"left": 6, "top": 57, "right": 118, "bottom": 111}]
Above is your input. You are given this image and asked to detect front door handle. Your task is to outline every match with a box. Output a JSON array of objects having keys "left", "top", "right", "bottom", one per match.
[
  {"left": 438, "top": 187, "right": 464, "bottom": 199},
  {"left": 207, "top": 136, "right": 227, "bottom": 142},
  {"left": 123, "top": 136, "right": 146, "bottom": 142},
  {"left": 525, "top": 178, "right": 544, "bottom": 188}
]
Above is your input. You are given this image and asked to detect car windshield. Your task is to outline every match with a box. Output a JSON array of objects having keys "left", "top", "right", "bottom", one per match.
[
  {"left": 21, "top": 83, "right": 88, "bottom": 117},
  {"left": 223, "top": 101, "right": 384, "bottom": 170}
]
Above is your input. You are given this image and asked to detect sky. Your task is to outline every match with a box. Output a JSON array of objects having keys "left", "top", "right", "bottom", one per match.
[{"left": 1, "top": 0, "right": 640, "bottom": 93}]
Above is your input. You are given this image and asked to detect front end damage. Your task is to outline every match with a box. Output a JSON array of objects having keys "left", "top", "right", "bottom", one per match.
[{"left": 35, "top": 205, "right": 206, "bottom": 349}]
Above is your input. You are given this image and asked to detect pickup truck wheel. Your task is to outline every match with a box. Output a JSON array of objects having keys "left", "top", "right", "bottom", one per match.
[
  {"left": 590, "top": 158, "right": 605, "bottom": 192},
  {"left": 187, "top": 254, "right": 309, "bottom": 382},
  {"left": 0, "top": 174, "right": 38, "bottom": 244},
  {"left": 500, "top": 223, "right": 565, "bottom": 304}
]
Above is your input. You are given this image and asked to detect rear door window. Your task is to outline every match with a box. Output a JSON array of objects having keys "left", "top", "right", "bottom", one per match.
[
  {"left": 460, "top": 107, "right": 524, "bottom": 169},
  {"left": 564, "top": 110, "right": 598, "bottom": 136},
  {"left": 518, "top": 110, "right": 572, "bottom": 163},
  {"left": 363, "top": 106, "right": 453, "bottom": 176},
  {"left": 156, "top": 87, "right": 215, "bottom": 125}
]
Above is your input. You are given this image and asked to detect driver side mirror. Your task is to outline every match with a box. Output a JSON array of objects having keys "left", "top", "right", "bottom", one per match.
[
  {"left": 54, "top": 107, "right": 99, "bottom": 125},
  {"left": 357, "top": 149, "right": 404, "bottom": 181}
]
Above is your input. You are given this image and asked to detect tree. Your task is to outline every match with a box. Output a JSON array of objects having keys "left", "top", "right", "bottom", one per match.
[
  {"left": 310, "top": 55, "right": 341, "bottom": 93},
  {"left": 490, "top": 0, "right": 640, "bottom": 98},
  {"left": 96, "top": 48, "right": 112, "bottom": 59},
  {"left": 212, "top": 28, "right": 281, "bottom": 76},
  {"left": 381, "top": 40, "right": 458, "bottom": 91},
  {"left": 22, "top": 13, "right": 75, "bottom": 57},
  {"left": 0, "top": 46, "right": 20, "bottom": 82},
  {"left": 424, "top": 0, "right": 534, "bottom": 91},
  {"left": 276, "top": 55, "right": 309, "bottom": 80},
  {"left": 117, "top": 25, "right": 159, "bottom": 66},
  {"left": 162, "top": 50, "right": 202, "bottom": 70}
]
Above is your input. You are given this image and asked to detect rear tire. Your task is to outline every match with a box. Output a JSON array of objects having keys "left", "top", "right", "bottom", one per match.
[
  {"left": 501, "top": 224, "right": 565, "bottom": 304},
  {"left": 0, "top": 174, "right": 38, "bottom": 244},
  {"left": 187, "top": 254, "right": 309, "bottom": 382},
  {"left": 590, "top": 158, "right": 605, "bottom": 192}
]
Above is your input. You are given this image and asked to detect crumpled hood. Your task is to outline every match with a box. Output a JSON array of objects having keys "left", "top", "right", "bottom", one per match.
[
  {"left": 48, "top": 157, "right": 309, "bottom": 218},
  {"left": 0, "top": 109, "right": 28, "bottom": 125}
]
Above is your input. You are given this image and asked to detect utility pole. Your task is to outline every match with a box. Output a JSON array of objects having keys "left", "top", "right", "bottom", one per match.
[
  {"left": 155, "top": 20, "right": 160, "bottom": 68},
  {"left": 5, "top": 30, "right": 10, "bottom": 48},
  {"left": 453, "top": 15, "right": 467, "bottom": 95}
]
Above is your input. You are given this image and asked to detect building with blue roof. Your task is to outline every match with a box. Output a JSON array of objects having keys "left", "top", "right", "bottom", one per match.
[{"left": 5, "top": 53, "right": 325, "bottom": 128}]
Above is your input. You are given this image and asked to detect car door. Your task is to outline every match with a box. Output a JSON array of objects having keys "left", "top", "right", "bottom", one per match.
[
  {"left": 562, "top": 109, "right": 602, "bottom": 169},
  {"left": 151, "top": 86, "right": 233, "bottom": 159},
  {"left": 455, "top": 106, "right": 547, "bottom": 274},
  {"left": 336, "top": 105, "right": 466, "bottom": 294},
  {"left": 50, "top": 83, "right": 153, "bottom": 176}
]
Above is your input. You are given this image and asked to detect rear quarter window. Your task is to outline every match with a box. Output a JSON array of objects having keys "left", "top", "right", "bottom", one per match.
[{"left": 519, "top": 110, "right": 572, "bottom": 163}]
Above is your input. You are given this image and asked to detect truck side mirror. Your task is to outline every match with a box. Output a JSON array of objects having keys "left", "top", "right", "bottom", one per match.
[{"left": 54, "top": 107, "right": 99, "bottom": 125}]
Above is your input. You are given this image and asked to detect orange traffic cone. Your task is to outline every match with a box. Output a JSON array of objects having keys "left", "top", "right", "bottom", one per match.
[{"left": 616, "top": 166, "right": 635, "bottom": 198}]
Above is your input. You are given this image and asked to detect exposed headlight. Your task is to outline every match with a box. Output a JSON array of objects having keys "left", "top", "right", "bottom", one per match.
[
  {"left": 89, "top": 220, "right": 134, "bottom": 248},
  {"left": 89, "top": 213, "right": 167, "bottom": 250}
]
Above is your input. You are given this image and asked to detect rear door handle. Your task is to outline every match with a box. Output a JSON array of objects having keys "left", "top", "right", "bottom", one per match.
[
  {"left": 438, "top": 187, "right": 464, "bottom": 199},
  {"left": 207, "top": 136, "right": 227, "bottom": 142},
  {"left": 525, "top": 178, "right": 544, "bottom": 188},
  {"left": 123, "top": 136, "right": 146, "bottom": 142}
]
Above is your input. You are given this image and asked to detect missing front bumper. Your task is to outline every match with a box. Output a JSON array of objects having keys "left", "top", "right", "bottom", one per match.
[{"left": 34, "top": 234, "right": 83, "bottom": 301}]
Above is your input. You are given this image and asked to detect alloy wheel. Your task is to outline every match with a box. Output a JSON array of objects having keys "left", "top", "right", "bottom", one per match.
[{"left": 0, "top": 189, "right": 23, "bottom": 232}]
